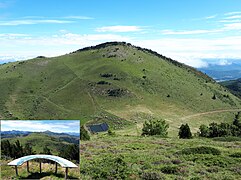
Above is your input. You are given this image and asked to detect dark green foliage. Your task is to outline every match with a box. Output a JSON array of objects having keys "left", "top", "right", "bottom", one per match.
[
  {"left": 100, "top": 73, "right": 113, "bottom": 78},
  {"left": 161, "top": 166, "right": 179, "bottom": 174},
  {"left": 1, "top": 140, "right": 34, "bottom": 158},
  {"left": 199, "top": 124, "right": 210, "bottom": 137},
  {"left": 179, "top": 146, "right": 221, "bottom": 155},
  {"left": 142, "top": 119, "right": 169, "bottom": 137},
  {"left": 229, "top": 152, "right": 241, "bottom": 158},
  {"left": 59, "top": 144, "right": 79, "bottom": 162},
  {"left": 212, "top": 136, "right": 241, "bottom": 142},
  {"left": 178, "top": 124, "right": 192, "bottom": 139},
  {"left": 80, "top": 125, "right": 90, "bottom": 140},
  {"left": 23, "top": 143, "right": 35, "bottom": 155},
  {"left": 1, "top": 140, "right": 12, "bottom": 157},
  {"left": 97, "top": 81, "right": 110, "bottom": 85},
  {"left": 212, "top": 94, "right": 216, "bottom": 100},
  {"left": 107, "top": 129, "right": 116, "bottom": 136},
  {"left": 199, "top": 113, "right": 241, "bottom": 138},
  {"left": 233, "top": 112, "right": 241, "bottom": 128},
  {"left": 107, "top": 88, "right": 126, "bottom": 97},
  {"left": 81, "top": 155, "right": 130, "bottom": 179},
  {"left": 42, "top": 145, "right": 52, "bottom": 155}
]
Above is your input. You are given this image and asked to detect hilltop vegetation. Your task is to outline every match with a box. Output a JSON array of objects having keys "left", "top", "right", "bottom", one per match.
[
  {"left": 221, "top": 78, "right": 241, "bottom": 98},
  {"left": 0, "top": 42, "right": 240, "bottom": 132}
]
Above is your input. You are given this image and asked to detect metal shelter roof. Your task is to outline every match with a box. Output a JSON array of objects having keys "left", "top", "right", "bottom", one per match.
[{"left": 7, "top": 154, "right": 78, "bottom": 168}]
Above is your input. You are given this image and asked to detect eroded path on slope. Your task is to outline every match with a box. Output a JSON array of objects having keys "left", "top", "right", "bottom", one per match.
[{"left": 181, "top": 109, "right": 241, "bottom": 120}]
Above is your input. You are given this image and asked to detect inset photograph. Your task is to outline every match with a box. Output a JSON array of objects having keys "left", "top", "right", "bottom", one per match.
[{"left": 1, "top": 120, "right": 80, "bottom": 179}]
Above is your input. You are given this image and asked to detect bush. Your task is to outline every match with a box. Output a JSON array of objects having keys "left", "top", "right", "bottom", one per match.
[
  {"left": 179, "top": 146, "right": 221, "bottom": 155},
  {"left": 230, "top": 152, "right": 241, "bottom": 158},
  {"left": 81, "top": 155, "right": 130, "bottom": 179},
  {"left": 178, "top": 124, "right": 192, "bottom": 139},
  {"left": 80, "top": 125, "right": 90, "bottom": 140},
  {"left": 142, "top": 119, "right": 169, "bottom": 137},
  {"left": 199, "top": 124, "right": 210, "bottom": 137},
  {"left": 141, "top": 172, "right": 165, "bottom": 180},
  {"left": 161, "top": 166, "right": 179, "bottom": 174}
]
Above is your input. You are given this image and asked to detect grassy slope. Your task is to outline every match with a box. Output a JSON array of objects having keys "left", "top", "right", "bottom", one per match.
[
  {"left": 80, "top": 133, "right": 241, "bottom": 180},
  {"left": 2, "top": 133, "right": 73, "bottom": 155},
  {"left": 221, "top": 78, "right": 241, "bottom": 98},
  {"left": 0, "top": 42, "right": 240, "bottom": 131}
]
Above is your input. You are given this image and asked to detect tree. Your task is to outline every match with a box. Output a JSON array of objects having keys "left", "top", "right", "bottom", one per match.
[
  {"left": 14, "top": 140, "right": 24, "bottom": 158},
  {"left": 142, "top": 119, "right": 169, "bottom": 137},
  {"left": 42, "top": 145, "right": 51, "bottom": 155},
  {"left": 199, "top": 124, "right": 210, "bottom": 137},
  {"left": 179, "top": 124, "right": 192, "bottom": 139},
  {"left": 1, "top": 140, "right": 12, "bottom": 157},
  {"left": 233, "top": 112, "right": 241, "bottom": 128},
  {"left": 23, "top": 143, "right": 35, "bottom": 155},
  {"left": 59, "top": 144, "right": 79, "bottom": 163},
  {"left": 80, "top": 125, "right": 90, "bottom": 140}
]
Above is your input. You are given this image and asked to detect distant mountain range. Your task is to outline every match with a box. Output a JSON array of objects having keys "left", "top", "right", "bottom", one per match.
[
  {"left": 1, "top": 130, "right": 79, "bottom": 139},
  {"left": 198, "top": 60, "right": 241, "bottom": 82}
]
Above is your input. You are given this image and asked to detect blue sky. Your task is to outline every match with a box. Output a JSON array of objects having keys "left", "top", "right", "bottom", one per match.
[
  {"left": 1, "top": 0, "right": 241, "bottom": 67},
  {"left": 1, "top": 120, "right": 80, "bottom": 133}
]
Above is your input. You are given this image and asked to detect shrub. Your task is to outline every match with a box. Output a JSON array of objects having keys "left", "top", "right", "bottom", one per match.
[
  {"left": 108, "top": 129, "right": 116, "bottom": 136},
  {"left": 178, "top": 124, "right": 192, "bottom": 139},
  {"left": 179, "top": 146, "right": 221, "bottom": 155},
  {"left": 199, "top": 124, "right": 210, "bottom": 137},
  {"left": 230, "top": 152, "right": 241, "bottom": 158},
  {"left": 81, "top": 155, "right": 130, "bottom": 179},
  {"left": 161, "top": 166, "right": 179, "bottom": 174},
  {"left": 80, "top": 125, "right": 90, "bottom": 140},
  {"left": 142, "top": 119, "right": 169, "bottom": 137},
  {"left": 141, "top": 172, "right": 165, "bottom": 180}
]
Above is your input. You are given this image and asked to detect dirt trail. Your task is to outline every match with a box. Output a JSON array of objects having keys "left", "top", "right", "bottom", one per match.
[{"left": 181, "top": 109, "right": 241, "bottom": 120}]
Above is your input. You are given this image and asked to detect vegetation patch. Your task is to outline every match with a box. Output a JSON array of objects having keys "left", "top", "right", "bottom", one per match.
[
  {"left": 229, "top": 152, "right": 241, "bottom": 158},
  {"left": 178, "top": 146, "right": 221, "bottom": 155}
]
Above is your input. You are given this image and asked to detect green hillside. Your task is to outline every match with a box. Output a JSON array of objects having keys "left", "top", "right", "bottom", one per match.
[
  {"left": 3, "top": 133, "right": 73, "bottom": 155},
  {"left": 0, "top": 42, "right": 240, "bottom": 132},
  {"left": 221, "top": 78, "right": 241, "bottom": 98}
]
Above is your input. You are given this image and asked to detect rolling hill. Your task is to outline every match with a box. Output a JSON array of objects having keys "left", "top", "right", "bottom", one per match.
[
  {"left": 221, "top": 78, "right": 241, "bottom": 98},
  {"left": 0, "top": 42, "right": 240, "bottom": 131},
  {"left": 1, "top": 131, "right": 78, "bottom": 155}
]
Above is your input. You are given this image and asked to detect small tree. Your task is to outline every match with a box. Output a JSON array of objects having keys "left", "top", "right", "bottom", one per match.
[
  {"left": 199, "top": 124, "right": 210, "bottom": 137},
  {"left": 233, "top": 112, "right": 241, "bottom": 128},
  {"left": 80, "top": 125, "right": 90, "bottom": 140},
  {"left": 142, "top": 119, "right": 169, "bottom": 137},
  {"left": 179, "top": 124, "right": 192, "bottom": 139},
  {"left": 23, "top": 143, "right": 35, "bottom": 155},
  {"left": 42, "top": 145, "right": 51, "bottom": 155}
]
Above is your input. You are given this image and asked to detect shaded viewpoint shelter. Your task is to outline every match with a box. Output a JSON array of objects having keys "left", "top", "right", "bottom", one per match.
[{"left": 8, "top": 154, "right": 78, "bottom": 179}]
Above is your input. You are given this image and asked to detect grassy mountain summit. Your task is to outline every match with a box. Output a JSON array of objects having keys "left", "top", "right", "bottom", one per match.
[{"left": 0, "top": 42, "right": 240, "bottom": 131}]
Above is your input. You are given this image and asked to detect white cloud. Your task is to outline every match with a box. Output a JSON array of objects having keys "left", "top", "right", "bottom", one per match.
[
  {"left": 1, "top": 120, "right": 80, "bottom": 133},
  {"left": 223, "top": 23, "right": 241, "bottom": 30},
  {"left": 225, "top": 12, "right": 241, "bottom": 15},
  {"left": 205, "top": 14, "right": 217, "bottom": 19},
  {"left": 217, "top": 59, "right": 232, "bottom": 66},
  {"left": 224, "top": 15, "right": 241, "bottom": 20},
  {"left": 64, "top": 15, "right": 94, "bottom": 20},
  {"left": 96, "top": 25, "right": 143, "bottom": 32},
  {"left": 161, "top": 29, "right": 222, "bottom": 35},
  {"left": 0, "top": 19, "right": 73, "bottom": 26}
]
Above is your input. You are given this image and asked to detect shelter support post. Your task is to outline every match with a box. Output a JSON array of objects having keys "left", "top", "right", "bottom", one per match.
[
  {"left": 65, "top": 167, "right": 68, "bottom": 180},
  {"left": 55, "top": 162, "right": 58, "bottom": 174},
  {"left": 15, "top": 165, "right": 18, "bottom": 176},
  {"left": 27, "top": 161, "right": 30, "bottom": 173},
  {"left": 39, "top": 161, "right": 41, "bottom": 173}
]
